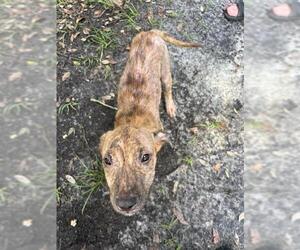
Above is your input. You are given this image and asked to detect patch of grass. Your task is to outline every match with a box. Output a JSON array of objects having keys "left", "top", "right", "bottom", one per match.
[
  {"left": 183, "top": 155, "right": 193, "bottom": 166},
  {"left": 89, "top": 28, "right": 115, "bottom": 53},
  {"left": 0, "top": 187, "right": 8, "bottom": 204},
  {"left": 164, "top": 238, "right": 182, "bottom": 250},
  {"left": 58, "top": 98, "right": 79, "bottom": 115},
  {"left": 87, "top": 0, "right": 114, "bottom": 9},
  {"left": 166, "top": 10, "right": 178, "bottom": 18},
  {"left": 56, "top": 187, "right": 62, "bottom": 203},
  {"left": 161, "top": 217, "right": 178, "bottom": 231},
  {"left": 75, "top": 155, "right": 105, "bottom": 214},
  {"left": 103, "top": 64, "right": 112, "bottom": 79},
  {"left": 78, "top": 55, "right": 101, "bottom": 68},
  {"left": 188, "top": 136, "right": 198, "bottom": 146},
  {"left": 148, "top": 17, "right": 161, "bottom": 29},
  {"left": 197, "top": 120, "right": 226, "bottom": 130},
  {"left": 121, "top": 3, "right": 139, "bottom": 30},
  {"left": 2, "top": 99, "right": 33, "bottom": 116}
]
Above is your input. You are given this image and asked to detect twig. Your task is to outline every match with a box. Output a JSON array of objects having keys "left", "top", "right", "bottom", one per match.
[{"left": 90, "top": 98, "right": 118, "bottom": 110}]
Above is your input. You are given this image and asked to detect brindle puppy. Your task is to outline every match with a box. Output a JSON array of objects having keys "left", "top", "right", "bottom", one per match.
[{"left": 99, "top": 30, "right": 199, "bottom": 216}]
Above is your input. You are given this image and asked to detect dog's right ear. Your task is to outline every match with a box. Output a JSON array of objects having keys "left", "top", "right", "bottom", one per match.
[
  {"left": 154, "top": 132, "right": 169, "bottom": 152},
  {"left": 99, "top": 130, "right": 114, "bottom": 157}
]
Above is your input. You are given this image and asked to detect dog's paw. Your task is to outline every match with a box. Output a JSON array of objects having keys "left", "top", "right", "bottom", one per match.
[{"left": 166, "top": 101, "right": 176, "bottom": 119}]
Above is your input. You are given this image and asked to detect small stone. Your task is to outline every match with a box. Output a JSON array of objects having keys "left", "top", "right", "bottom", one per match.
[{"left": 70, "top": 219, "right": 77, "bottom": 227}]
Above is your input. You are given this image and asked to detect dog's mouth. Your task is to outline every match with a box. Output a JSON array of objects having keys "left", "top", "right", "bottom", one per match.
[{"left": 111, "top": 197, "right": 145, "bottom": 216}]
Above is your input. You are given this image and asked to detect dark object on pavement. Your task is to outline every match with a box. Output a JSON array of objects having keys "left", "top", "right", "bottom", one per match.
[
  {"left": 224, "top": 1, "right": 244, "bottom": 22},
  {"left": 267, "top": 1, "right": 300, "bottom": 21}
]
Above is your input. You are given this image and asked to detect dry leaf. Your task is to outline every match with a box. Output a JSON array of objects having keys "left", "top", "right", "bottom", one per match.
[
  {"left": 65, "top": 175, "right": 76, "bottom": 184},
  {"left": 250, "top": 229, "right": 261, "bottom": 245},
  {"left": 212, "top": 163, "right": 221, "bottom": 174},
  {"left": 14, "top": 175, "right": 31, "bottom": 185},
  {"left": 212, "top": 228, "right": 220, "bottom": 244},
  {"left": 94, "top": 10, "right": 104, "bottom": 17},
  {"left": 9, "top": 72, "right": 22, "bottom": 81},
  {"left": 249, "top": 163, "right": 263, "bottom": 173},
  {"left": 239, "top": 212, "right": 244, "bottom": 222},
  {"left": 189, "top": 127, "right": 199, "bottom": 135},
  {"left": 22, "top": 219, "right": 32, "bottom": 227},
  {"left": 291, "top": 212, "right": 300, "bottom": 222},
  {"left": 172, "top": 207, "right": 189, "bottom": 225},
  {"left": 112, "top": 0, "right": 124, "bottom": 7},
  {"left": 101, "top": 59, "right": 110, "bottom": 65},
  {"left": 70, "top": 219, "right": 77, "bottom": 227},
  {"left": 83, "top": 27, "right": 90, "bottom": 35},
  {"left": 62, "top": 72, "right": 70, "bottom": 81}
]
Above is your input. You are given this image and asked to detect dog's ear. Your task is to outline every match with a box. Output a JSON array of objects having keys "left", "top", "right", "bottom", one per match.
[
  {"left": 154, "top": 132, "right": 168, "bottom": 152},
  {"left": 99, "top": 130, "right": 114, "bottom": 157}
]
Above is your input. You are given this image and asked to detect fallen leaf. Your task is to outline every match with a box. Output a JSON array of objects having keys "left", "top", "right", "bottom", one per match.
[
  {"left": 83, "top": 27, "right": 90, "bottom": 35},
  {"left": 172, "top": 181, "right": 179, "bottom": 194},
  {"left": 239, "top": 212, "right": 244, "bottom": 222},
  {"left": 212, "top": 163, "right": 221, "bottom": 174},
  {"left": 172, "top": 207, "right": 189, "bottom": 225},
  {"left": 65, "top": 175, "right": 76, "bottom": 185},
  {"left": 94, "top": 10, "right": 104, "bottom": 17},
  {"left": 112, "top": 0, "right": 124, "bottom": 7},
  {"left": 62, "top": 72, "right": 71, "bottom": 81},
  {"left": 250, "top": 229, "right": 261, "bottom": 245},
  {"left": 234, "top": 233, "right": 240, "bottom": 246},
  {"left": 249, "top": 163, "right": 263, "bottom": 173},
  {"left": 291, "top": 212, "right": 300, "bottom": 222},
  {"left": 8, "top": 72, "right": 22, "bottom": 81},
  {"left": 70, "top": 219, "right": 77, "bottom": 227},
  {"left": 189, "top": 127, "right": 199, "bottom": 135},
  {"left": 212, "top": 228, "right": 220, "bottom": 244},
  {"left": 14, "top": 175, "right": 31, "bottom": 185},
  {"left": 22, "top": 219, "right": 32, "bottom": 227},
  {"left": 101, "top": 59, "right": 110, "bottom": 65}
]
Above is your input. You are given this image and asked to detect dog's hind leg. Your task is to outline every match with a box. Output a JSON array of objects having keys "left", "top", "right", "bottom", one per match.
[{"left": 161, "top": 46, "right": 176, "bottom": 119}]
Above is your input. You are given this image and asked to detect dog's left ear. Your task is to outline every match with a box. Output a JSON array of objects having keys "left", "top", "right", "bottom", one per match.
[{"left": 154, "top": 132, "right": 168, "bottom": 152}]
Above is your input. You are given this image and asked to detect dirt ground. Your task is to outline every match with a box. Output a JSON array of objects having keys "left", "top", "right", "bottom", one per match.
[{"left": 56, "top": 0, "right": 243, "bottom": 249}]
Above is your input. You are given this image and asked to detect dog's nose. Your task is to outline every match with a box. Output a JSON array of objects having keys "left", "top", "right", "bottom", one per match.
[{"left": 116, "top": 196, "right": 138, "bottom": 210}]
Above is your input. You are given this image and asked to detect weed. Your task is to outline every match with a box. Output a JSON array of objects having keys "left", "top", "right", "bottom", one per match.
[
  {"left": 87, "top": 0, "right": 114, "bottom": 9},
  {"left": 148, "top": 17, "right": 161, "bottom": 29},
  {"left": 0, "top": 187, "right": 8, "bottom": 203},
  {"left": 183, "top": 155, "right": 193, "bottom": 166},
  {"left": 164, "top": 238, "right": 182, "bottom": 249},
  {"left": 89, "top": 28, "right": 115, "bottom": 53},
  {"left": 2, "top": 99, "right": 33, "bottom": 116},
  {"left": 75, "top": 155, "right": 105, "bottom": 213},
  {"left": 103, "top": 64, "right": 112, "bottom": 79},
  {"left": 56, "top": 187, "right": 62, "bottom": 203},
  {"left": 58, "top": 98, "right": 79, "bottom": 115},
  {"left": 78, "top": 55, "right": 101, "bottom": 68},
  {"left": 166, "top": 10, "right": 178, "bottom": 18},
  {"left": 121, "top": 3, "right": 139, "bottom": 30},
  {"left": 188, "top": 136, "right": 198, "bottom": 146},
  {"left": 198, "top": 120, "right": 225, "bottom": 130},
  {"left": 161, "top": 217, "right": 178, "bottom": 231}
]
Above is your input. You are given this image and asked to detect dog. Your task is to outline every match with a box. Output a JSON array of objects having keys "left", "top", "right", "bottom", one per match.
[{"left": 99, "top": 30, "right": 199, "bottom": 216}]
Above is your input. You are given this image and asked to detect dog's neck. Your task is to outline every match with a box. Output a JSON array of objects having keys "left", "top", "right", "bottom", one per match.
[{"left": 114, "top": 106, "right": 162, "bottom": 133}]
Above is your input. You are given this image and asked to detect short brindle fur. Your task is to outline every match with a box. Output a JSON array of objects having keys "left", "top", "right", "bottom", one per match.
[{"left": 99, "top": 30, "right": 200, "bottom": 216}]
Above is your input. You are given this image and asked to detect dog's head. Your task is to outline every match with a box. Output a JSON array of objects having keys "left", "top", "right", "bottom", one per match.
[{"left": 99, "top": 126, "right": 167, "bottom": 216}]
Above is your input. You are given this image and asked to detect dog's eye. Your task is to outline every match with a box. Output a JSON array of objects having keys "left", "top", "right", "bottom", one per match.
[
  {"left": 104, "top": 155, "right": 112, "bottom": 166},
  {"left": 141, "top": 154, "right": 150, "bottom": 163}
]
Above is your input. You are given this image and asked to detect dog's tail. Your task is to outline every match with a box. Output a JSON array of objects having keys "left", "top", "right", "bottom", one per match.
[{"left": 150, "top": 29, "right": 201, "bottom": 48}]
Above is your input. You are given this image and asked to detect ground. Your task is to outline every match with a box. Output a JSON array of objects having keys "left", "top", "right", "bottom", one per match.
[
  {"left": 56, "top": 0, "right": 243, "bottom": 249},
  {"left": 245, "top": 1, "right": 300, "bottom": 249},
  {"left": 0, "top": 0, "right": 244, "bottom": 249}
]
